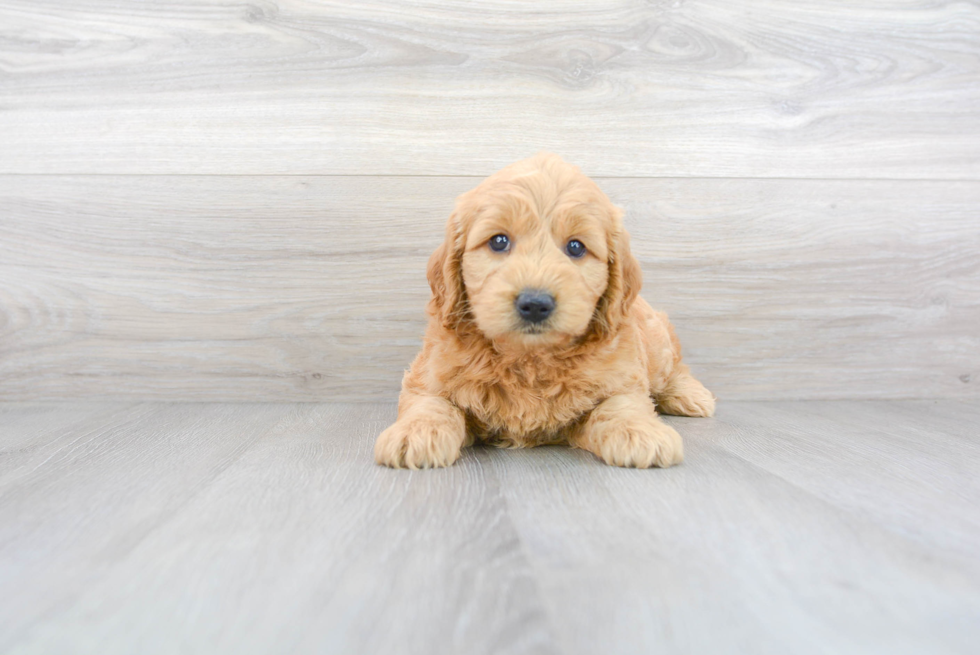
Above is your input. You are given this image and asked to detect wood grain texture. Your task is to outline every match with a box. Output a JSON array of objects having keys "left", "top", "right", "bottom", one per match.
[
  {"left": 1, "top": 400, "right": 978, "bottom": 654},
  {"left": 706, "top": 401, "right": 980, "bottom": 560},
  {"left": 1, "top": 0, "right": 978, "bottom": 177},
  {"left": 489, "top": 411, "right": 980, "bottom": 655},
  {"left": 0, "top": 402, "right": 557, "bottom": 655},
  {"left": 2, "top": 175, "right": 977, "bottom": 401}
]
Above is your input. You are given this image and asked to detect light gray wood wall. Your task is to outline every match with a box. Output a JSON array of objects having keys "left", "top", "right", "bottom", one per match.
[
  {"left": 1, "top": 1, "right": 978, "bottom": 401},
  {"left": 3, "top": 0, "right": 979, "bottom": 178}
]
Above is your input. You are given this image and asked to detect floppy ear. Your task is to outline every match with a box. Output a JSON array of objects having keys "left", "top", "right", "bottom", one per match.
[
  {"left": 591, "top": 208, "right": 642, "bottom": 338},
  {"left": 426, "top": 210, "right": 468, "bottom": 330}
]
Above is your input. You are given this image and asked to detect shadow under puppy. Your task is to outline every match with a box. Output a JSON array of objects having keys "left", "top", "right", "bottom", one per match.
[{"left": 376, "top": 153, "right": 715, "bottom": 469}]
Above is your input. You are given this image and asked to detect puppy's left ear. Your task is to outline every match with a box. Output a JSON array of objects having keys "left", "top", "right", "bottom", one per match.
[{"left": 593, "top": 206, "right": 643, "bottom": 337}]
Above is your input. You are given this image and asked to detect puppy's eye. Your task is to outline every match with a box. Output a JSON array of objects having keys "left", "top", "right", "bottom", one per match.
[
  {"left": 565, "top": 239, "right": 586, "bottom": 258},
  {"left": 488, "top": 234, "right": 510, "bottom": 252}
]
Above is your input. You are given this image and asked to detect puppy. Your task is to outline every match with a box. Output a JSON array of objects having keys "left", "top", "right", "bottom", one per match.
[{"left": 375, "top": 153, "right": 715, "bottom": 469}]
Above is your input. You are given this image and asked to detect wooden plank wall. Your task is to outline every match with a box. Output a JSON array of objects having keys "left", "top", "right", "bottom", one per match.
[{"left": 1, "top": 0, "right": 978, "bottom": 401}]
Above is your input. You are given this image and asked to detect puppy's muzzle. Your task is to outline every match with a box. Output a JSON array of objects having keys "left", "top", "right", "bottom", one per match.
[{"left": 515, "top": 289, "right": 555, "bottom": 324}]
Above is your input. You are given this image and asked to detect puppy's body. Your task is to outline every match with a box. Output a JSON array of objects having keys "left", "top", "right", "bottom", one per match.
[
  {"left": 376, "top": 153, "right": 714, "bottom": 469},
  {"left": 405, "top": 297, "right": 687, "bottom": 447}
]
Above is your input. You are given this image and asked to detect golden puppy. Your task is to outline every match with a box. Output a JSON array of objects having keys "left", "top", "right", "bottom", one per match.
[{"left": 375, "top": 153, "right": 715, "bottom": 469}]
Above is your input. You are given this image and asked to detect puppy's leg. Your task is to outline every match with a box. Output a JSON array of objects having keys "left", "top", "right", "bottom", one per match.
[
  {"left": 655, "top": 364, "right": 716, "bottom": 418},
  {"left": 571, "top": 393, "right": 683, "bottom": 468},
  {"left": 375, "top": 394, "right": 467, "bottom": 469}
]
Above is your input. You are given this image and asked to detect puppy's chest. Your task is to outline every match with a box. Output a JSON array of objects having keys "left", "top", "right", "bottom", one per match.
[{"left": 450, "top": 367, "right": 601, "bottom": 446}]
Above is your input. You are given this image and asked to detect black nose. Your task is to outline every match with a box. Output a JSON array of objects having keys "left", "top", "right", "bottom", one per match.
[{"left": 515, "top": 290, "right": 556, "bottom": 324}]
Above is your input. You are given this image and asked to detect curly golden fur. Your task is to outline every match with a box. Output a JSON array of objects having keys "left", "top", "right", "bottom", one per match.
[{"left": 375, "top": 153, "right": 715, "bottom": 469}]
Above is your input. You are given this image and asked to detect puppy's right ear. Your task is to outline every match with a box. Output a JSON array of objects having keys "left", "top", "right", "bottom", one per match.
[{"left": 426, "top": 210, "right": 468, "bottom": 330}]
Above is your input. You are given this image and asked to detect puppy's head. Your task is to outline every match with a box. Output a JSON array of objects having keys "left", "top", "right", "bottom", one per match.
[{"left": 428, "top": 153, "right": 641, "bottom": 349}]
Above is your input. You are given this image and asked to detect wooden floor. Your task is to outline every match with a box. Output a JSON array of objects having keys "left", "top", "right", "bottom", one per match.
[{"left": 1, "top": 400, "right": 977, "bottom": 654}]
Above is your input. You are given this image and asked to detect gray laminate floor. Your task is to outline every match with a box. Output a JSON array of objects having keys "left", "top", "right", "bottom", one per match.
[{"left": 1, "top": 401, "right": 977, "bottom": 655}]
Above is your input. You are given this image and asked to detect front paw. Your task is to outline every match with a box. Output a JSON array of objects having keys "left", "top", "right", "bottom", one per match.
[
  {"left": 594, "top": 420, "right": 683, "bottom": 468},
  {"left": 374, "top": 412, "right": 465, "bottom": 469},
  {"left": 577, "top": 395, "right": 684, "bottom": 468}
]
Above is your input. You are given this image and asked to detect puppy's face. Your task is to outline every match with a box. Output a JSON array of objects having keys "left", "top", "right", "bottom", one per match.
[
  {"left": 440, "top": 155, "right": 631, "bottom": 349},
  {"left": 461, "top": 191, "right": 609, "bottom": 348},
  {"left": 428, "top": 154, "right": 640, "bottom": 351}
]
